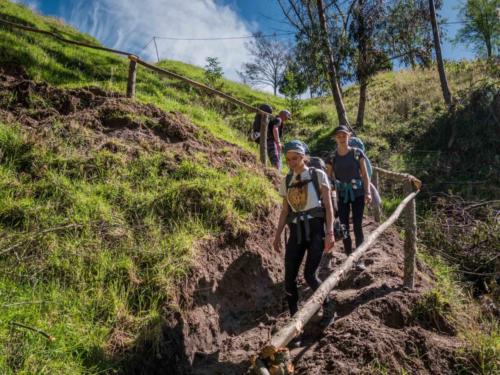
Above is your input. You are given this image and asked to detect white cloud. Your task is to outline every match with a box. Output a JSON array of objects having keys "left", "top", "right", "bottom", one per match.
[
  {"left": 58, "top": 0, "right": 255, "bottom": 81},
  {"left": 12, "top": 0, "right": 39, "bottom": 10}
]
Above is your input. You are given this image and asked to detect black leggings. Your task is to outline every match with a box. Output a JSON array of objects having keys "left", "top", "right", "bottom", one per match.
[
  {"left": 285, "top": 217, "right": 324, "bottom": 315},
  {"left": 338, "top": 194, "right": 365, "bottom": 254}
]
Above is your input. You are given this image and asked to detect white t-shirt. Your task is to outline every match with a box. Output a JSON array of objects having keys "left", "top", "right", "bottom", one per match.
[{"left": 279, "top": 167, "right": 330, "bottom": 213}]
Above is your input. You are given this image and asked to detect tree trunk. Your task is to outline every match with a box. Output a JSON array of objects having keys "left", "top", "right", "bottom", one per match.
[
  {"left": 356, "top": 79, "right": 368, "bottom": 127},
  {"left": 316, "top": 0, "right": 350, "bottom": 127},
  {"left": 355, "top": 0, "right": 367, "bottom": 128},
  {"left": 428, "top": 0, "right": 453, "bottom": 108},
  {"left": 486, "top": 39, "right": 492, "bottom": 58}
]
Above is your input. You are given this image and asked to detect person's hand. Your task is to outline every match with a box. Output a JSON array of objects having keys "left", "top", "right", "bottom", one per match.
[
  {"left": 324, "top": 232, "right": 335, "bottom": 252},
  {"left": 273, "top": 236, "right": 282, "bottom": 253},
  {"left": 365, "top": 193, "right": 372, "bottom": 205}
]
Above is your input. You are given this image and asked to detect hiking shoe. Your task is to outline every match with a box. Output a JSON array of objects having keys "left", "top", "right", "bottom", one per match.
[
  {"left": 288, "top": 335, "right": 303, "bottom": 348},
  {"left": 356, "top": 261, "right": 367, "bottom": 271},
  {"left": 320, "top": 300, "right": 337, "bottom": 327}
]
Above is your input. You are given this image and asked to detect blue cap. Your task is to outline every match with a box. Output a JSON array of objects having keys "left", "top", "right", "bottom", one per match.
[{"left": 284, "top": 140, "right": 308, "bottom": 155}]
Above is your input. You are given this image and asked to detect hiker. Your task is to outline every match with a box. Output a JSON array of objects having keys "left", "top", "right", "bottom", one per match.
[
  {"left": 267, "top": 110, "right": 291, "bottom": 171},
  {"left": 326, "top": 125, "right": 372, "bottom": 256},
  {"left": 273, "top": 140, "right": 335, "bottom": 320}
]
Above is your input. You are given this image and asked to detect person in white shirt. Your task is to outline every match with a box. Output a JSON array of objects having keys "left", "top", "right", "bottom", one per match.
[{"left": 273, "top": 140, "right": 335, "bottom": 325}]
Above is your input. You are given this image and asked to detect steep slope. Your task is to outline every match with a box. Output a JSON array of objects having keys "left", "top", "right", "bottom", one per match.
[
  {"left": 0, "top": 2, "right": 497, "bottom": 374},
  {"left": 0, "top": 69, "right": 283, "bottom": 373},
  {"left": 0, "top": 0, "right": 286, "bottom": 151}
]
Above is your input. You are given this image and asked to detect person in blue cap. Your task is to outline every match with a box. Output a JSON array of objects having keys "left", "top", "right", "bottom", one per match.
[
  {"left": 326, "top": 125, "right": 372, "bottom": 256},
  {"left": 273, "top": 140, "right": 335, "bottom": 341}
]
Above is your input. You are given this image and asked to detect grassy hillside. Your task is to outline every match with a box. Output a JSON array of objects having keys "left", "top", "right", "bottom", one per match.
[
  {"left": 0, "top": 1, "right": 498, "bottom": 374},
  {"left": 0, "top": 0, "right": 288, "bottom": 152},
  {"left": 0, "top": 1, "right": 282, "bottom": 373}
]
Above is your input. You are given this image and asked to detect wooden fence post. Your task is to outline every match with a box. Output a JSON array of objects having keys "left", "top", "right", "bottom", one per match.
[
  {"left": 373, "top": 169, "right": 381, "bottom": 223},
  {"left": 403, "top": 180, "right": 417, "bottom": 288},
  {"left": 259, "top": 113, "right": 268, "bottom": 165},
  {"left": 127, "top": 56, "right": 137, "bottom": 98}
]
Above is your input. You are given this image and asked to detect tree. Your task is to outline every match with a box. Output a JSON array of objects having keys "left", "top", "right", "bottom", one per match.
[
  {"left": 316, "top": 0, "right": 351, "bottom": 126},
  {"left": 349, "top": 0, "right": 390, "bottom": 127},
  {"left": 428, "top": 0, "right": 453, "bottom": 107},
  {"left": 204, "top": 57, "right": 224, "bottom": 89},
  {"left": 294, "top": 35, "right": 330, "bottom": 97},
  {"left": 238, "top": 33, "right": 289, "bottom": 95},
  {"left": 455, "top": 0, "right": 499, "bottom": 58},
  {"left": 279, "top": 62, "right": 307, "bottom": 115},
  {"left": 385, "top": 0, "right": 439, "bottom": 68},
  {"left": 277, "top": 0, "right": 353, "bottom": 125}
]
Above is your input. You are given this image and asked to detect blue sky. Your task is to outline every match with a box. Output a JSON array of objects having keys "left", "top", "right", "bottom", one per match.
[{"left": 14, "top": 0, "right": 475, "bottom": 84}]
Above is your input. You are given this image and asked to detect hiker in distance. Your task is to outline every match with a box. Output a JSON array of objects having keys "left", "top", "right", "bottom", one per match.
[
  {"left": 326, "top": 125, "right": 372, "bottom": 258},
  {"left": 267, "top": 109, "right": 292, "bottom": 171},
  {"left": 273, "top": 140, "right": 335, "bottom": 322}
]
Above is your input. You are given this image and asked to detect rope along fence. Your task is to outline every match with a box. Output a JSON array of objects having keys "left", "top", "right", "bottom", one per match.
[
  {"left": 252, "top": 171, "right": 421, "bottom": 374},
  {"left": 0, "top": 17, "right": 274, "bottom": 164}
]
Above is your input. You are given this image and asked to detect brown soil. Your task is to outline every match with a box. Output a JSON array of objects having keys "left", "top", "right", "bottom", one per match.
[
  {"left": 166, "top": 218, "right": 463, "bottom": 375},
  {"left": 0, "top": 71, "right": 280, "bottom": 184},
  {"left": 0, "top": 72, "right": 465, "bottom": 374}
]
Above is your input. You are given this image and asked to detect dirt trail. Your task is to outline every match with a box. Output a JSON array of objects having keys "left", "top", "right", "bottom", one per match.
[
  {"left": 0, "top": 71, "right": 464, "bottom": 374},
  {"left": 179, "top": 218, "right": 463, "bottom": 375}
]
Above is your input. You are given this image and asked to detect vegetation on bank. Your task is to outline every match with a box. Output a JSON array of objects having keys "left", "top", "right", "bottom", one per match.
[
  {"left": 0, "top": 119, "right": 277, "bottom": 373},
  {"left": 0, "top": 2, "right": 280, "bottom": 372}
]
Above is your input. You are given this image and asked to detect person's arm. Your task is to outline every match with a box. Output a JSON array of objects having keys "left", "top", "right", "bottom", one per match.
[
  {"left": 325, "top": 163, "right": 333, "bottom": 179},
  {"left": 321, "top": 184, "right": 335, "bottom": 252},
  {"left": 359, "top": 157, "right": 372, "bottom": 205},
  {"left": 272, "top": 125, "right": 281, "bottom": 153},
  {"left": 273, "top": 198, "right": 289, "bottom": 253}
]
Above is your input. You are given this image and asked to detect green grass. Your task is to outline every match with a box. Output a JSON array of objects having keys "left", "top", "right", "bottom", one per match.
[
  {"left": 417, "top": 250, "right": 499, "bottom": 374},
  {"left": 0, "top": 1, "right": 498, "bottom": 373},
  {"left": 0, "top": 2, "right": 285, "bottom": 368},
  {"left": 0, "top": 120, "right": 276, "bottom": 372},
  {"left": 0, "top": 0, "right": 287, "bottom": 154}
]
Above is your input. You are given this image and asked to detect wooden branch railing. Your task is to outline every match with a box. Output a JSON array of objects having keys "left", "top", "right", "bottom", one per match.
[
  {"left": 253, "top": 168, "right": 421, "bottom": 374},
  {"left": 373, "top": 166, "right": 422, "bottom": 190},
  {"left": 0, "top": 17, "right": 274, "bottom": 163}
]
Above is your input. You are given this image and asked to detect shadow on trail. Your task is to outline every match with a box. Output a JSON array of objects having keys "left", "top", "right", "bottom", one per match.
[{"left": 193, "top": 251, "right": 284, "bottom": 336}]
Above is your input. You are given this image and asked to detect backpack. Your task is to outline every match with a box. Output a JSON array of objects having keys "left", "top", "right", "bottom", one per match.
[
  {"left": 348, "top": 137, "right": 372, "bottom": 178},
  {"left": 307, "top": 156, "right": 326, "bottom": 171},
  {"left": 249, "top": 104, "right": 273, "bottom": 143}
]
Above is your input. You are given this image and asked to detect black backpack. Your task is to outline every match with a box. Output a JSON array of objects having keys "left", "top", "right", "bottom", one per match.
[
  {"left": 249, "top": 104, "right": 273, "bottom": 143},
  {"left": 307, "top": 156, "right": 326, "bottom": 171}
]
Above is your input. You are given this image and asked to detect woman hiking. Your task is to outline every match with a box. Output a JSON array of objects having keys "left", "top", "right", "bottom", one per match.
[
  {"left": 326, "top": 125, "right": 372, "bottom": 257},
  {"left": 273, "top": 140, "right": 335, "bottom": 341}
]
